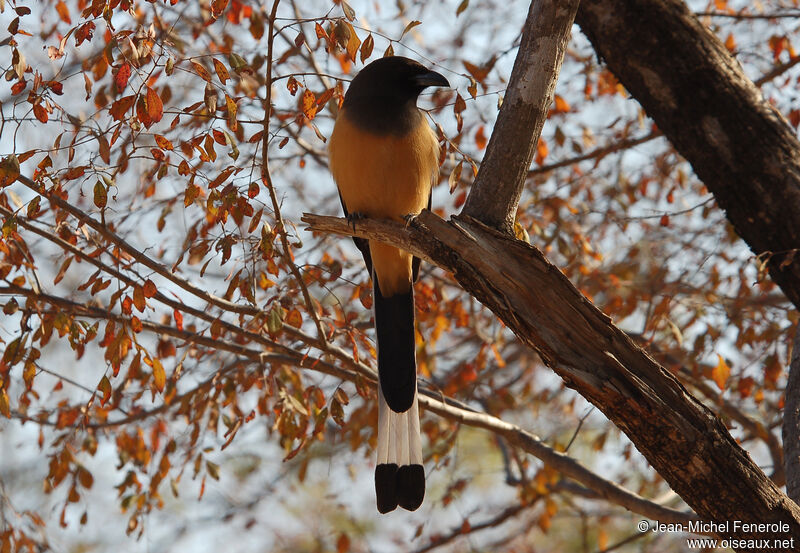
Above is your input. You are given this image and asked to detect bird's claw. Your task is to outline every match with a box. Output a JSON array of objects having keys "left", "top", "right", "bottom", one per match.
[
  {"left": 346, "top": 211, "right": 366, "bottom": 233},
  {"left": 402, "top": 213, "right": 418, "bottom": 228}
]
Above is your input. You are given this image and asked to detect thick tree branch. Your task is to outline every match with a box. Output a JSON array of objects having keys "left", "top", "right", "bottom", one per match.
[
  {"left": 576, "top": 0, "right": 800, "bottom": 311},
  {"left": 461, "top": 0, "right": 579, "bottom": 232},
  {"left": 303, "top": 211, "right": 800, "bottom": 547}
]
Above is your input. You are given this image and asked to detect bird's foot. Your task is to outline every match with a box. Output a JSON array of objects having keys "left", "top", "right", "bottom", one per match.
[
  {"left": 346, "top": 211, "right": 366, "bottom": 233},
  {"left": 401, "top": 213, "right": 418, "bottom": 228}
]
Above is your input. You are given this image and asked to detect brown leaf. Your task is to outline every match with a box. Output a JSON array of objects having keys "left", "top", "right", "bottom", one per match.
[
  {"left": 33, "top": 103, "right": 48, "bottom": 123},
  {"left": 400, "top": 20, "right": 421, "bottom": 39},
  {"left": 360, "top": 34, "right": 374, "bottom": 63},
  {"left": 93, "top": 180, "right": 107, "bottom": 208},
  {"left": 0, "top": 154, "right": 21, "bottom": 187}
]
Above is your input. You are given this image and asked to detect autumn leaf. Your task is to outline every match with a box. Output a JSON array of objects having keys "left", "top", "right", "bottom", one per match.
[
  {"left": 55, "top": 0, "right": 71, "bottom": 23},
  {"left": 93, "top": 180, "right": 107, "bottom": 208},
  {"left": 474, "top": 125, "right": 487, "bottom": 150},
  {"left": 0, "top": 154, "right": 21, "bottom": 187},
  {"left": 154, "top": 134, "right": 174, "bottom": 150},
  {"left": 109, "top": 95, "right": 136, "bottom": 121},
  {"left": 400, "top": 20, "right": 421, "bottom": 39},
  {"left": 192, "top": 61, "right": 212, "bottom": 82},
  {"left": 152, "top": 358, "right": 166, "bottom": 392},
  {"left": 225, "top": 94, "right": 238, "bottom": 130},
  {"left": 360, "top": 34, "right": 374, "bottom": 63},
  {"left": 33, "top": 103, "right": 48, "bottom": 123},
  {"left": 301, "top": 89, "right": 317, "bottom": 119},
  {"left": 143, "top": 279, "right": 157, "bottom": 298},
  {"left": 136, "top": 87, "right": 163, "bottom": 128},
  {"left": 213, "top": 58, "right": 229, "bottom": 84},
  {"left": 341, "top": 1, "right": 356, "bottom": 21},
  {"left": 98, "top": 375, "right": 112, "bottom": 406},
  {"left": 75, "top": 21, "right": 95, "bottom": 46},
  {"left": 146, "top": 87, "right": 164, "bottom": 124},
  {"left": 711, "top": 354, "right": 730, "bottom": 390},
  {"left": 114, "top": 62, "right": 131, "bottom": 92}
]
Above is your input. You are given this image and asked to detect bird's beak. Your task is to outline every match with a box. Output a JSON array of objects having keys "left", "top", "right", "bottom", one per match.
[{"left": 415, "top": 70, "right": 450, "bottom": 88}]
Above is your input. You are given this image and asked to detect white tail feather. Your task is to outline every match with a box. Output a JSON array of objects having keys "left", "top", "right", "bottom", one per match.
[{"left": 377, "top": 380, "right": 421, "bottom": 468}]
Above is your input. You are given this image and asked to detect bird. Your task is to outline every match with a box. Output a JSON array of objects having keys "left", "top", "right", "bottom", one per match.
[{"left": 327, "top": 56, "right": 449, "bottom": 513}]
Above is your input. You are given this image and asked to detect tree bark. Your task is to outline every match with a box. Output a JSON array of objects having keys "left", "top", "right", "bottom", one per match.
[
  {"left": 304, "top": 211, "right": 800, "bottom": 551},
  {"left": 785, "top": 331, "right": 800, "bottom": 504},
  {"left": 576, "top": 0, "right": 800, "bottom": 310},
  {"left": 461, "top": 0, "right": 579, "bottom": 233}
]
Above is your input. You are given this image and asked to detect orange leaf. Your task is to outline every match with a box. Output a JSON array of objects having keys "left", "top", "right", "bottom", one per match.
[
  {"left": 55, "top": 0, "right": 71, "bottom": 23},
  {"left": 301, "top": 89, "right": 317, "bottom": 119},
  {"left": 143, "top": 279, "right": 157, "bottom": 298},
  {"left": 553, "top": 94, "right": 570, "bottom": 113},
  {"left": 400, "top": 20, "right": 421, "bottom": 39},
  {"left": 114, "top": 62, "right": 131, "bottom": 92},
  {"left": 712, "top": 354, "right": 730, "bottom": 390},
  {"left": 225, "top": 94, "right": 238, "bottom": 130},
  {"left": 173, "top": 309, "right": 183, "bottom": 331},
  {"left": 152, "top": 358, "right": 166, "bottom": 392},
  {"left": 360, "top": 33, "right": 374, "bottom": 63},
  {"left": 110, "top": 95, "right": 135, "bottom": 121},
  {"left": 213, "top": 58, "right": 229, "bottom": 84},
  {"left": 0, "top": 155, "right": 20, "bottom": 187},
  {"left": 535, "top": 138, "right": 548, "bottom": 165},
  {"left": 146, "top": 87, "right": 163, "bottom": 124},
  {"left": 132, "top": 285, "right": 146, "bottom": 312},
  {"left": 474, "top": 125, "right": 487, "bottom": 150},
  {"left": 154, "top": 134, "right": 174, "bottom": 150},
  {"left": 192, "top": 61, "right": 212, "bottom": 82},
  {"left": 724, "top": 33, "right": 736, "bottom": 53},
  {"left": 98, "top": 375, "right": 112, "bottom": 406}
]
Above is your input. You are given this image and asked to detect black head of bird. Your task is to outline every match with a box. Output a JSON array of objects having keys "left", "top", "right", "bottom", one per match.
[{"left": 342, "top": 56, "right": 450, "bottom": 135}]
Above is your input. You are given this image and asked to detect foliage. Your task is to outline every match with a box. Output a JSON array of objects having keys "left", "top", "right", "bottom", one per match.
[{"left": 0, "top": 0, "right": 796, "bottom": 551}]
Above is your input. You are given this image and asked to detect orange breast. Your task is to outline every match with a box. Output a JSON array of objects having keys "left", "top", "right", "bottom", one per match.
[{"left": 328, "top": 108, "right": 440, "bottom": 296}]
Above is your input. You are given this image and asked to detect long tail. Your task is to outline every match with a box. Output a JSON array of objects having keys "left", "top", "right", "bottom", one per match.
[{"left": 372, "top": 277, "right": 424, "bottom": 513}]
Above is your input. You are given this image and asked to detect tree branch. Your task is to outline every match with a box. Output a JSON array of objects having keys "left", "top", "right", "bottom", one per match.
[
  {"left": 302, "top": 211, "right": 800, "bottom": 543},
  {"left": 461, "top": 0, "right": 579, "bottom": 232}
]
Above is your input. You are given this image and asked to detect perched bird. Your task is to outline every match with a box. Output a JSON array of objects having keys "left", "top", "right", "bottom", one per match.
[{"left": 327, "top": 56, "right": 449, "bottom": 513}]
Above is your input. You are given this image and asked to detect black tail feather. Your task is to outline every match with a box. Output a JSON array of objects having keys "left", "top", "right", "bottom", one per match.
[
  {"left": 373, "top": 277, "right": 416, "bottom": 413},
  {"left": 375, "top": 463, "right": 399, "bottom": 513}
]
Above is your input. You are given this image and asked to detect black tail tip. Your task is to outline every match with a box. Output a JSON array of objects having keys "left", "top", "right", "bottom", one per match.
[
  {"left": 375, "top": 463, "right": 425, "bottom": 512},
  {"left": 396, "top": 464, "right": 425, "bottom": 511},
  {"left": 375, "top": 463, "right": 399, "bottom": 513}
]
